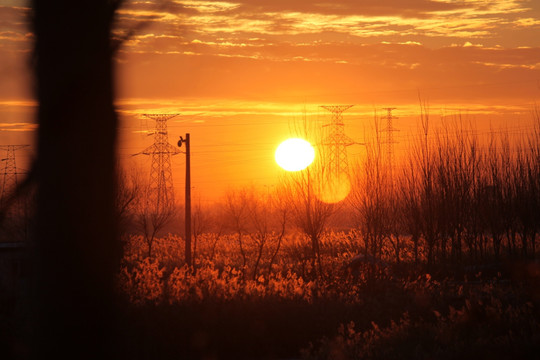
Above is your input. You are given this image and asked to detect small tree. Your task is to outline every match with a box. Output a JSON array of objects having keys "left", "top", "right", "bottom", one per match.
[
  {"left": 115, "top": 164, "right": 142, "bottom": 233},
  {"left": 267, "top": 187, "right": 289, "bottom": 275},
  {"left": 280, "top": 109, "right": 337, "bottom": 276},
  {"left": 243, "top": 188, "right": 269, "bottom": 280},
  {"left": 134, "top": 183, "right": 176, "bottom": 259},
  {"left": 415, "top": 103, "right": 441, "bottom": 266},
  {"left": 282, "top": 160, "right": 336, "bottom": 277},
  {"left": 399, "top": 162, "right": 423, "bottom": 264},
  {"left": 223, "top": 187, "right": 250, "bottom": 270},
  {"left": 349, "top": 114, "right": 390, "bottom": 260}
]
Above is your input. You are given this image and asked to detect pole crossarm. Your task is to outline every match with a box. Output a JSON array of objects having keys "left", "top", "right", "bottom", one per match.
[
  {"left": 142, "top": 113, "right": 180, "bottom": 121},
  {"left": 140, "top": 143, "right": 181, "bottom": 156},
  {"left": 320, "top": 105, "right": 354, "bottom": 124}
]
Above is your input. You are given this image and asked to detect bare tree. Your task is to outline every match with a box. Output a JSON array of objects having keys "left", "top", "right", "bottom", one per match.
[
  {"left": 279, "top": 109, "right": 337, "bottom": 276},
  {"left": 243, "top": 186, "right": 290, "bottom": 280},
  {"left": 350, "top": 147, "right": 388, "bottom": 259},
  {"left": 434, "top": 117, "right": 480, "bottom": 263},
  {"left": 415, "top": 102, "right": 441, "bottom": 266},
  {"left": 223, "top": 187, "right": 250, "bottom": 270},
  {"left": 116, "top": 164, "right": 142, "bottom": 233},
  {"left": 245, "top": 187, "right": 271, "bottom": 280},
  {"left": 282, "top": 164, "right": 335, "bottom": 277},
  {"left": 528, "top": 109, "right": 540, "bottom": 257},
  {"left": 267, "top": 187, "right": 289, "bottom": 275},
  {"left": 134, "top": 183, "right": 177, "bottom": 259},
  {"left": 398, "top": 161, "right": 423, "bottom": 264},
  {"left": 514, "top": 142, "right": 537, "bottom": 258},
  {"left": 478, "top": 130, "right": 508, "bottom": 260},
  {"left": 387, "top": 186, "right": 406, "bottom": 264},
  {"left": 349, "top": 113, "right": 390, "bottom": 260}
]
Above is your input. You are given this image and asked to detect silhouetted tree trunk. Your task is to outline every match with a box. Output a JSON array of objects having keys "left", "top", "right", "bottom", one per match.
[{"left": 31, "top": 1, "right": 122, "bottom": 358}]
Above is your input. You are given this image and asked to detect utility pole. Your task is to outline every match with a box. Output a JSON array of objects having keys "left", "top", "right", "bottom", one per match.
[{"left": 178, "top": 134, "right": 191, "bottom": 267}]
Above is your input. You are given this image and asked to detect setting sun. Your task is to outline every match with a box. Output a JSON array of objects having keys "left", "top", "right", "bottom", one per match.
[{"left": 275, "top": 138, "right": 315, "bottom": 172}]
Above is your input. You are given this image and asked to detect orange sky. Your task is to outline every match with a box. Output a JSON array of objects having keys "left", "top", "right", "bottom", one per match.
[{"left": 1, "top": 0, "right": 539, "bottom": 202}]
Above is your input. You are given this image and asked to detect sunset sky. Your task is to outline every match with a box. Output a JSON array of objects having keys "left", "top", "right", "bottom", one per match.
[{"left": 1, "top": 0, "right": 539, "bottom": 202}]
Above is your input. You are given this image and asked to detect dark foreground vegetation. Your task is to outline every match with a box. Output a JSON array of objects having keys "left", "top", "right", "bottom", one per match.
[
  {"left": 3, "top": 231, "right": 540, "bottom": 359},
  {"left": 107, "top": 110, "right": 540, "bottom": 359},
  {"left": 3, "top": 113, "right": 540, "bottom": 359},
  {"left": 85, "top": 115, "right": 540, "bottom": 359},
  {"left": 108, "top": 231, "right": 540, "bottom": 360}
]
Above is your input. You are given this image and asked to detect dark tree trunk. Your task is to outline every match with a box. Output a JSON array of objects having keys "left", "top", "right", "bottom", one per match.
[
  {"left": 252, "top": 236, "right": 265, "bottom": 280},
  {"left": 268, "top": 231, "right": 284, "bottom": 276},
  {"left": 31, "top": 1, "right": 121, "bottom": 358}
]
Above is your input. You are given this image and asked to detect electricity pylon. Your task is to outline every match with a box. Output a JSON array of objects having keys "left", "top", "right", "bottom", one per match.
[
  {"left": 135, "top": 114, "right": 180, "bottom": 210},
  {"left": 320, "top": 105, "right": 355, "bottom": 180},
  {"left": 0, "top": 145, "right": 29, "bottom": 219},
  {"left": 380, "top": 107, "right": 399, "bottom": 184}
]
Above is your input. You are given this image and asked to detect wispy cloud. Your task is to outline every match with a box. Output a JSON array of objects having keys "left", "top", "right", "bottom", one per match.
[
  {"left": 1, "top": 0, "right": 539, "bottom": 118},
  {"left": 106, "top": 0, "right": 540, "bottom": 72},
  {"left": 0, "top": 122, "right": 37, "bottom": 132}
]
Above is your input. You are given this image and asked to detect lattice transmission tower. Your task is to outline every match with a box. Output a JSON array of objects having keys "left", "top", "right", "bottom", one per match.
[
  {"left": 380, "top": 107, "right": 399, "bottom": 183},
  {"left": 135, "top": 114, "right": 180, "bottom": 210},
  {"left": 320, "top": 105, "right": 356, "bottom": 180},
  {"left": 0, "top": 144, "right": 29, "bottom": 216}
]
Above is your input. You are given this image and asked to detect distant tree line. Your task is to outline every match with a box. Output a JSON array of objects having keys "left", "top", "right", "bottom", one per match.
[
  {"left": 118, "top": 109, "right": 540, "bottom": 276},
  {"left": 350, "top": 109, "right": 540, "bottom": 266}
]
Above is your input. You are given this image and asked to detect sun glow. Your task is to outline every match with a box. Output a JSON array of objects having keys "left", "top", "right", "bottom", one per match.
[
  {"left": 275, "top": 138, "right": 315, "bottom": 171},
  {"left": 316, "top": 175, "right": 351, "bottom": 203}
]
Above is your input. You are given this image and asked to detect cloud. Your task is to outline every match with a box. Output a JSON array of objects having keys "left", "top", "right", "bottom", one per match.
[
  {"left": 0, "top": 6, "right": 32, "bottom": 52},
  {"left": 513, "top": 17, "right": 540, "bottom": 27},
  {"left": 111, "top": 0, "right": 540, "bottom": 59},
  {"left": 115, "top": 37, "right": 540, "bottom": 112},
  {"left": 178, "top": 0, "right": 240, "bottom": 13},
  {"left": 1, "top": 0, "right": 539, "bottom": 117},
  {"left": 0, "top": 122, "right": 37, "bottom": 132},
  {"left": 473, "top": 61, "right": 540, "bottom": 70}
]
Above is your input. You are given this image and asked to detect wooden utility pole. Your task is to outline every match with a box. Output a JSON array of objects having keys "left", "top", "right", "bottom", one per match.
[{"left": 178, "top": 133, "right": 192, "bottom": 266}]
